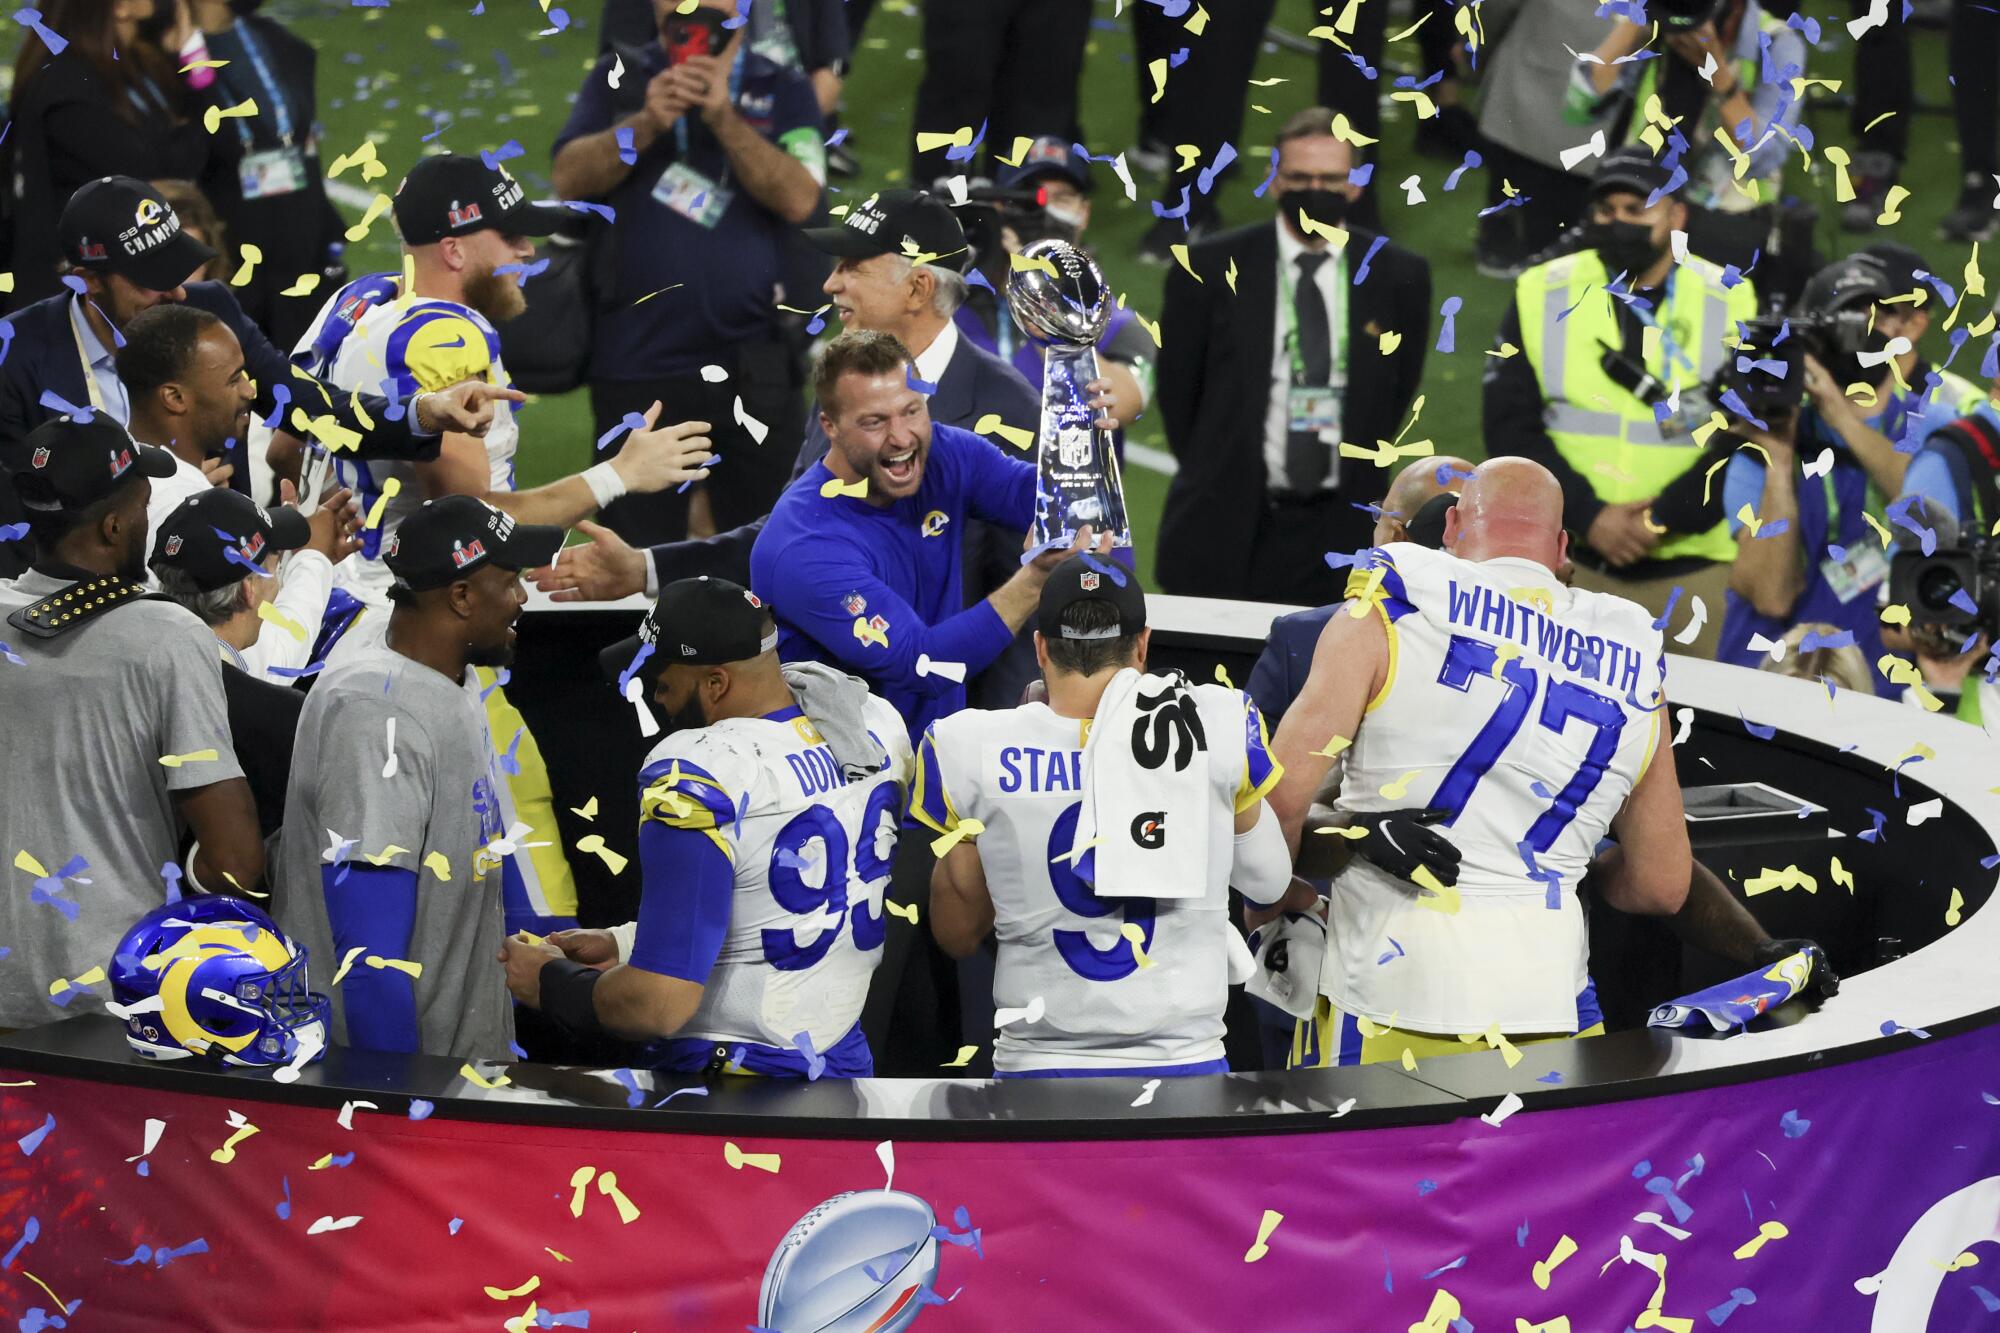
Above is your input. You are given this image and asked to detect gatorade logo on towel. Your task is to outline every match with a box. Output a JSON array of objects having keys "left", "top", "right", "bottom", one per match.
[{"left": 1130, "top": 811, "right": 1166, "bottom": 849}]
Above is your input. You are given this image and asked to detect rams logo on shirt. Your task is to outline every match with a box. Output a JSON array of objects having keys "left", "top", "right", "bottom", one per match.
[{"left": 920, "top": 510, "right": 950, "bottom": 538}]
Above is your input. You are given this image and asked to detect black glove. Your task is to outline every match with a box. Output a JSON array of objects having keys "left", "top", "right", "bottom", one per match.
[
  {"left": 1350, "top": 809, "right": 1462, "bottom": 888},
  {"left": 1751, "top": 938, "right": 1841, "bottom": 1005}
]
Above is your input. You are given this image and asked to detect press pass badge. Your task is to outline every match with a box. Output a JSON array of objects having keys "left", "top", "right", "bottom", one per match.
[
  {"left": 1822, "top": 542, "right": 1890, "bottom": 603},
  {"left": 653, "top": 162, "right": 733, "bottom": 229},
  {"left": 240, "top": 146, "right": 309, "bottom": 200},
  {"left": 1287, "top": 383, "right": 1344, "bottom": 436}
]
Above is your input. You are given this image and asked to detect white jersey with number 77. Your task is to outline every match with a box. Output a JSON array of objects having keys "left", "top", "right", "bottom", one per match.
[{"left": 1327, "top": 542, "right": 1668, "bottom": 1035}]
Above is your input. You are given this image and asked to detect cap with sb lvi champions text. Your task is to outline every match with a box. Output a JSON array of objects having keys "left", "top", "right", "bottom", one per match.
[
  {"left": 393, "top": 153, "right": 570, "bottom": 246},
  {"left": 13, "top": 415, "right": 175, "bottom": 516},
  {"left": 1037, "top": 554, "right": 1147, "bottom": 640},
  {"left": 383, "top": 495, "right": 563, "bottom": 595},
  {"left": 60, "top": 176, "right": 218, "bottom": 293},
  {"left": 599, "top": 576, "right": 777, "bottom": 687},
  {"left": 802, "top": 189, "right": 969, "bottom": 272},
  {"left": 151, "top": 489, "right": 314, "bottom": 592}
]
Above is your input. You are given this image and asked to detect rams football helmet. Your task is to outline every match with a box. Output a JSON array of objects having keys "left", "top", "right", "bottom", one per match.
[{"left": 108, "top": 896, "right": 330, "bottom": 1066}]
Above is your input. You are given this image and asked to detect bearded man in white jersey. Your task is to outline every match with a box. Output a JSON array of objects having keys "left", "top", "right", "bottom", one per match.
[
  {"left": 1267, "top": 458, "right": 1694, "bottom": 1068},
  {"left": 914, "top": 556, "right": 1295, "bottom": 1078}
]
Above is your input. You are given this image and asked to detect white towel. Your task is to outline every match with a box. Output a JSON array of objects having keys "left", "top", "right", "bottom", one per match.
[{"left": 1070, "top": 668, "right": 1211, "bottom": 900}]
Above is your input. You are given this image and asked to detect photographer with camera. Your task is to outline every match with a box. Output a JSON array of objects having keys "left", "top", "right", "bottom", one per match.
[
  {"left": 1484, "top": 148, "right": 1755, "bottom": 657},
  {"left": 952, "top": 139, "right": 1152, "bottom": 434},
  {"left": 1717, "top": 252, "right": 1988, "bottom": 693},
  {"left": 1880, "top": 498, "right": 2000, "bottom": 727}
]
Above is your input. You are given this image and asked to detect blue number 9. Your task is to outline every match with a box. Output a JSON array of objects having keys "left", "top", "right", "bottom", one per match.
[
  {"left": 763, "top": 806, "right": 850, "bottom": 971},
  {"left": 847, "top": 783, "right": 902, "bottom": 952},
  {"left": 1046, "top": 801, "right": 1156, "bottom": 981}
]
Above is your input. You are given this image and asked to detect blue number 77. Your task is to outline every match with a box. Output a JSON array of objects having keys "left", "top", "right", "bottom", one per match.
[{"left": 1429, "top": 634, "right": 1625, "bottom": 854}]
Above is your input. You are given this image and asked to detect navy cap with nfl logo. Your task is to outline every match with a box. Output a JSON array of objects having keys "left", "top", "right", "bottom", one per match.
[
  {"left": 383, "top": 495, "right": 563, "bottom": 596},
  {"left": 60, "top": 176, "right": 218, "bottom": 292},
  {"left": 13, "top": 415, "right": 175, "bottom": 516},
  {"left": 802, "top": 188, "right": 969, "bottom": 271},
  {"left": 393, "top": 153, "right": 571, "bottom": 246},
  {"left": 599, "top": 575, "right": 777, "bottom": 688},
  {"left": 1036, "top": 553, "right": 1147, "bottom": 640},
  {"left": 151, "top": 489, "right": 314, "bottom": 592}
]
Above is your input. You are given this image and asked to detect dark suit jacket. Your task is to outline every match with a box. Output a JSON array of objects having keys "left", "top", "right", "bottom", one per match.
[
  {"left": 650, "top": 330, "right": 1039, "bottom": 586},
  {"left": 221, "top": 660, "right": 304, "bottom": 839},
  {"left": 1154, "top": 221, "right": 1431, "bottom": 598},
  {"left": 1245, "top": 604, "right": 1337, "bottom": 727},
  {"left": 0, "top": 283, "right": 436, "bottom": 577}
]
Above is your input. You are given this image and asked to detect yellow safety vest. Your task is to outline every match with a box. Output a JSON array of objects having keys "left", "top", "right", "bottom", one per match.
[{"left": 1516, "top": 248, "right": 1759, "bottom": 563}]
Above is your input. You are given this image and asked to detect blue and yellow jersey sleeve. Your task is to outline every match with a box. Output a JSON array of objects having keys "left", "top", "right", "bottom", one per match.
[
  {"left": 1235, "top": 695, "right": 1284, "bottom": 813},
  {"left": 909, "top": 723, "right": 961, "bottom": 836},
  {"left": 638, "top": 756, "right": 740, "bottom": 864},
  {"left": 384, "top": 302, "right": 501, "bottom": 396}
]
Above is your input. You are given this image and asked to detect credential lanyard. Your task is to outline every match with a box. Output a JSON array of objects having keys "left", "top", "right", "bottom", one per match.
[
  {"left": 673, "top": 44, "right": 747, "bottom": 183},
  {"left": 227, "top": 22, "right": 296, "bottom": 148},
  {"left": 68, "top": 299, "right": 116, "bottom": 418},
  {"left": 1277, "top": 247, "right": 1346, "bottom": 386}
]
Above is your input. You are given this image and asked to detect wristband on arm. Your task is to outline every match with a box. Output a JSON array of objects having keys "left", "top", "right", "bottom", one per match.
[{"left": 540, "top": 958, "right": 605, "bottom": 1038}]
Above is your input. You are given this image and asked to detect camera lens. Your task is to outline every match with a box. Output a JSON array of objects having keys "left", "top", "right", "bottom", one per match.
[{"left": 1916, "top": 564, "right": 1965, "bottom": 612}]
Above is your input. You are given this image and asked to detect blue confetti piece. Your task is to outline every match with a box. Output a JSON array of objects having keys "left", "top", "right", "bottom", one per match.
[
  {"left": 1376, "top": 937, "right": 1405, "bottom": 965},
  {"left": 2, "top": 1217, "right": 37, "bottom": 1270},
  {"left": 262, "top": 383, "right": 293, "bottom": 431},
  {"left": 1859, "top": 806, "right": 1887, "bottom": 844},
  {"left": 1422, "top": 1255, "right": 1467, "bottom": 1279},
  {"left": 1751, "top": 518, "right": 1789, "bottom": 540},
  {"left": 1779, "top": 1109, "right": 1810, "bottom": 1138},
  {"left": 906, "top": 366, "right": 939, "bottom": 396},
  {"left": 1536, "top": 1070, "right": 1564, "bottom": 1084},
  {"left": 110, "top": 1245, "right": 154, "bottom": 1267},
  {"left": 612, "top": 1067, "right": 644, "bottom": 1108},
  {"left": 1195, "top": 142, "right": 1237, "bottom": 196},
  {"left": 943, "top": 119, "right": 987, "bottom": 164},
  {"left": 1079, "top": 552, "right": 1129, "bottom": 586},
  {"left": 1349, "top": 162, "right": 1374, "bottom": 187},
  {"left": 1436, "top": 295, "right": 1462, "bottom": 353},
  {"left": 595, "top": 410, "right": 652, "bottom": 454},
  {"left": 654, "top": 1085, "right": 711, "bottom": 1106},
  {"left": 1644, "top": 1175, "right": 1693, "bottom": 1225},
  {"left": 1971, "top": 1286, "right": 2000, "bottom": 1314},
  {"left": 1416, "top": 1179, "right": 1438, "bottom": 1196},
  {"left": 1706, "top": 1287, "right": 1756, "bottom": 1324},
  {"left": 535, "top": 1310, "right": 591, "bottom": 1329},
  {"left": 826, "top": 128, "right": 849, "bottom": 148},
  {"left": 135, "top": 1160, "right": 147, "bottom": 1177},
  {"left": 152, "top": 1238, "right": 209, "bottom": 1268},
  {"left": 408, "top": 1098, "right": 435, "bottom": 1121},
  {"left": 1632, "top": 1159, "right": 1652, "bottom": 1178},
  {"left": 562, "top": 200, "right": 617, "bottom": 224},
  {"left": 12, "top": 8, "right": 66, "bottom": 55},
  {"left": 494, "top": 258, "right": 551, "bottom": 289},
  {"left": 1738, "top": 712, "right": 1775, "bottom": 740},
  {"left": 0, "top": 317, "right": 13, "bottom": 367},
  {"left": 16, "top": 1114, "right": 53, "bottom": 1157},
  {"left": 37, "top": 390, "right": 92, "bottom": 422},
  {"left": 1352, "top": 234, "right": 1389, "bottom": 285},
  {"left": 480, "top": 140, "right": 525, "bottom": 171},
  {"left": 1443, "top": 151, "right": 1481, "bottom": 192},
  {"left": 321, "top": 1152, "right": 356, "bottom": 1169},
  {"left": 615, "top": 126, "right": 636, "bottom": 165},
  {"left": 1252, "top": 148, "right": 1280, "bottom": 199},
  {"left": 1880, "top": 1020, "right": 1931, "bottom": 1039},
  {"left": 1167, "top": 45, "right": 1190, "bottom": 68},
  {"left": 0, "top": 522, "right": 26, "bottom": 543},
  {"left": 1517, "top": 1220, "right": 1531, "bottom": 1246},
  {"left": 1152, "top": 185, "right": 1191, "bottom": 221},
  {"left": 498, "top": 727, "right": 525, "bottom": 777},
  {"left": 276, "top": 1177, "right": 291, "bottom": 1220},
  {"left": 449, "top": 1216, "right": 464, "bottom": 1235}
]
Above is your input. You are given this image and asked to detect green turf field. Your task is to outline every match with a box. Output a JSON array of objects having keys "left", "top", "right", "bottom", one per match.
[{"left": 51, "top": 2, "right": 2000, "bottom": 571}]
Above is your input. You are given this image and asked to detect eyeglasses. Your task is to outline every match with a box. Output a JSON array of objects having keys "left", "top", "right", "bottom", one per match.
[{"left": 1276, "top": 171, "right": 1350, "bottom": 189}]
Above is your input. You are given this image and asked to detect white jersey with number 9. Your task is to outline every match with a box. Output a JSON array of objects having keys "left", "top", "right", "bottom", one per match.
[{"left": 1326, "top": 542, "right": 1667, "bottom": 1035}]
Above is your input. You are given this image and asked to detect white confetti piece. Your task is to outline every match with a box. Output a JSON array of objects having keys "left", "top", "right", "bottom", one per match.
[
  {"left": 1672, "top": 706, "right": 1694, "bottom": 747},
  {"left": 1399, "top": 174, "right": 1426, "bottom": 206},
  {"left": 624, "top": 676, "right": 661, "bottom": 738},
  {"left": 1479, "top": 1092, "right": 1525, "bottom": 1127},
  {"left": 336, "top": 1100, "right": 379, "bottom": 1131},
  {"left": 1671, "top": 228, "right": 1689, "bottom": 263},
  {"left": 1634, "top": 1211, "right": 1693, "bottom": 1241},
  {"left": 1907, "top": 798, "right": 1942, "bottom": 825},
  {"left": 125, "top": 1117, "right": 166, "bottom": 1163},
  {"left": 1802, "top": 447, "right": 1834, "bottom": 479},
  {"left": 915, "top": 654, "right": 968, "bottom": 683},
  {"left": 732, "top": 395, "right": 769, "bottom": 445},
  {"left": 1557, "top": 130, "right": 1607, "bottom": 172},
  {"left": 105, "top": 994, "right": 165, "bottom": 1021},
  {"left": 607, "top": 53, "right": 624, "bottom": 88},
  {"left": 876, "top": 1140, "right": 895, "bottom": 1192},
  {"left": 382, "top": 717, "right": 398, "bottom": 779},
  {"left": 1328, "top": 1097, "right": 1357, "bottom": 1119},
  {"left": 1131, "top": 1078, "right": 1161, "bottom": 1108},
  {"left": 271, "top": 1027, "right": 325, "bottom": 1084},
  {"left": 1696, "top": 51, "right": 1719, "bottom": 83},
  {"left": 1109, "top": 151, "right": 1138, "bottom": 203},
  {"left": 1847, "top": 0, "right": 1888, "bottom": 39},
  {"left": 994, "top": 995, "right": 1046, "bottom": 1028},
  {"left": 1673, "top": 595, "right": 1708, "bottom": 646},
  {"left": 307, "top": 1214, "right": 363, "bottom": 1235},
  {"left": 1748, "top": 632, "right": 1786, "bottom": 661},
  {"left": 699, "top": 364, "right": 729, "bottom": 383}
]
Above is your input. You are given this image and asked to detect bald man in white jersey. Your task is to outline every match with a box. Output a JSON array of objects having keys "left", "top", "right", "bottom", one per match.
[{"left": 1267, "top": 458, "right": 1693, "bottom": 1067}]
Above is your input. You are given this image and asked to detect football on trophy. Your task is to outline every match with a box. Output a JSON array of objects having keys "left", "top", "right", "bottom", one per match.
[
  {"left": 1005, "top": 238, "right": 1114, "bottom": 349},
  {"left": 757, "top": 1190, "right": 943, "bottom": 1332}
]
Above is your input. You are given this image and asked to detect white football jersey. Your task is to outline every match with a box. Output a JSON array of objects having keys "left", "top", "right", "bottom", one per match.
[
  {"left": 291, "top": 281, "right": 518, "bottom": 606},
  {"left": 1325, "top": 542, "right": 1667, "bottom": 1034},
  {"left": 640, "top": 696, "right": 914, "bottom": 1057},
  {"left": 914, "top": 686, "right": 1280, "bottom": 1073}
]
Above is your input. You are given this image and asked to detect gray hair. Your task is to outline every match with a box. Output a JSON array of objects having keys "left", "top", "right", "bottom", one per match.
[
  {"left": 894, "top": 254, "right": 967, "bottom": 316},
  {"left": 154, "top": 563, "right": 249, "bottom": 626}
]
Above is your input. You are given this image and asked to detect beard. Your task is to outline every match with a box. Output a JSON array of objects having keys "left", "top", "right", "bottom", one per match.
[
  {"left": 115, "top": 525, "right": 149, "bottom": 583},
  {"left": 462, "top": 263, "right": 528, "bottom": 324},
  {"left": 662, "top": 695, "right": 710, "bottom": 734},
  {"left": 465, "top": 637, "right": 516, "bottom": 669}
]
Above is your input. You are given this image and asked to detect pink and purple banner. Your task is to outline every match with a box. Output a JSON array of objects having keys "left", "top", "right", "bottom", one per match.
[{"left": 1, "top": 1022, "right": 1997, "bottom": 1331}]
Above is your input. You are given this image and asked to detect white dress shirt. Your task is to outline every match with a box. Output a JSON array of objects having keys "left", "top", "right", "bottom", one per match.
[
  {"left": 1264, "top": 220, "right": 1346, "bottom": 495},
  {"left": 68, "top": 296, "right": 131, "bottom": 424}
]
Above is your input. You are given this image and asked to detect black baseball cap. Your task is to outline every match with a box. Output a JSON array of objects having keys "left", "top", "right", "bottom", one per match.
[
  {"left": 999, "top": 137, "right": 1093, "bottom": 194},
  {"left": 599, "top": 576, "right": 777, "bottom": 687},
  {"left": 1036, "top": 554, "right": 1146, "bottom": 641},
  {"left": 12, "top": 415, "right": 175, "bottom": 516},
  {"left": 803, "top": 189, "right": 969, "bottom": 271},
  {"left": 1406, "top": 492, "right": 1458, "bottom": 550},
  {"left": 382, "top": 495, "right": 562, "bottom": 595},
  {"left": 151, "top": 489, "right": 313, "bottom": 591},
  {"left": 1590, "top": 146, "right": 1677, "bottom": 202},
  {"left": 392, "top": 154, "right": 569, "bottom": 246},
  {"left": 60, "top": 176, "right": 218, "bottom": 292}
]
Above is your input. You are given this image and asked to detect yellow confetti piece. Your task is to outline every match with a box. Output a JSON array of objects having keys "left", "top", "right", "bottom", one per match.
[
  {"left": 991, "top": 136, "right": 1036, "bottom": 168},
  {"left": 280, "top": 271, "right": 323, "bottom": 299},
  {"left": 943, "top": 1045, "right": 979, "bottom": 1067},
  {"left": 1379, "top": 770, "right": 1420, "bottom": 800},
  {"left": 544, "top": 1249, "right": 570, "bottom": 1263},
  {"left": 203, "top": 98, "right": 258, "bottom": 135},
  {"left": 363, "top": 475, "right": 402, "bottom": 529},
  {"left": 1936, "top": 1250, "right": 1982, "bottom": 1272},
  {"left": 930, "top": 817, "right": 986, "bottom": 858},
  {"left": 1822, "top": 145, "right": 1855, "bottom": 202},
  {"left": 1185, "top": 2, "right": 1209, "bottom": 34},
  {"left": 459, "top": 1063, "right": 511, "bottom": 1089},
  {"left": 1314, "top": 734, "right": 1352, "bottom": 759},
  {"left": 1317, "top": 824, "right": 1370, "bottom": 840},
  {"left": 1120, "top": 922, "right": 1153, "bottom": 968},
  {"left": 1131, "top": 310, "right": 1162, "bottom": 347},
  {"left": 1743, "top": 865, "right": 1818, "bottom": 896},
  {"left": 914, "top": 126, "right": 975, "bottom": 153},
  {"left": 1483, "top": 1025, "right": 1523, "bottom": 1068},
  {"left": 343, "top": 193, "right": 393, "bottom": 245},
  {"left": 19, "top": 1274, "right": 68, "bottom": 1318},
  {"left": 1534, "top": 1234, "right": 1577, "bottom": 1289},
  {"left": 570, "top": 797, "right": 598, "bottom": 822},
  {"left": 1946, "top": 887, "right": 1965, "bottom": 927},
  {"left": 1487, "top": 342, "right": 1519, "bottom": 359},
  {"left": 972, "top": 414, "right": 1035, "bottom": 450},
  {"left": 1732, "top": 1219, "right": 1787, "bottom": 1259},
  {"left": 1401, "top": 1047, "right": 1418, "bottom": 1071},
  {"left": 1877, "top": 184, "right": 1910, "bottom": 227},
  {"left": 1862, "top": 511, "right": 1893, "bottom": 547},
  {"left": 852, "top": 615, "right": 890, "bottom": 649},
  {"left": 46, "top": 965, "right": 105, "bottom": 997},
  {"left": 230, "top": 243, "right": 263, "bottom": 288},
  {"left": 1248, "top": 76, "right": 1288, "bottom": 86},
  {"left": 210, "top": 1122, "right": 259, "bottom": 1164},
  {"left": 1880, "top": 603, "right": 1911, "bottom": 626},
  {"left": 1330, "top": 112, "right": 1379, "bottom": 147},
  {"left": 1379, "top": 330, "right": 1403, "bottom": 355},
  {"left": 365, "top": 955, "right": 423, "bottom": 978},
  {"left": 1390, "top": 88, "right": 1438, "bottom": 120},
  {"left": 327, "top": 946, "right": 365, "bottom": 988},
  {"left": 819, "top": 476, "right": 868, "bottom": 499},
  {"left": 1412, "top": 864, "right": 1460, "bottom": 914},
  {"left": 257, "top": 601, "right": 307, "bottom": 643},
  {"left": 885, "top": 899, "right": 919, "bottom": 924},
  {"left": 1225, "top": 257, "right": 1239, "bottom": 293},
  {"left": 0, "top": 273, "right": 11, "bottom": 294},
  {"left": 1148, "top": 57, "right": 1169, "bottom": 103},
  {"left": 158, "top": 749, "right": 220, "bottom": 768},
  {"left": 1169, "top": 243, "right": 1203, "bottom": 283},
  {"left": 179, "top": 57, "right": 230, "bottom": 72},
  {"left": 424, "top": 851, "right": 452, "bottom": 880},
  {"left": 1244, "top": 1208, "right": 1284, "bottom": 1262},
  {"left": 1412, "top": 1288, "right": 1465, "bottom": 1333},
  {"left": 485, "top": 1276, "right": 542, "bottom": 1301},
  {"left": 567, "top": 1166, "right": 595, "bottom": 1217},
  {"left": 328, "top": 139, "right": 385, "bottom": 180},
  {"left": 13, "top": 850, "right": 48, "bottom": 879},
  {"left": 362, "top": 844, "right": 410, "bottom": 867},
  {"left": 1294, "top": 208, "right": 1352, "bottom": 246},
  {"left": 1829, "top": 856, "right": 1855, "bottom": 893},
  {"left": 724, "top": 1141, "right": 781, "bottom": 1173},
  {"left": 574, "top": 834, "right": 629, "bottom": 876},
  {"left": 1213, "top": 663, "right": 1234, "bottom": 688},
  {"left": 290, "top": 410, "right": 363, "bottom": 455}
]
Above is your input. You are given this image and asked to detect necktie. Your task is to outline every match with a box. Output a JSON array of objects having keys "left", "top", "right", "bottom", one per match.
[{"left": 1286, "top": 251, "right": 1334, "bottom": 494}]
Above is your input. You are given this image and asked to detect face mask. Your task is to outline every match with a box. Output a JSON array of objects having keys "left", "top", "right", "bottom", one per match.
[
  {"left": 1590, "top": 219, "right": 1665, "bottom": 279},
  {"left": 1044, "top": 202, "right": 1087, "bottom": 233},
  {"left": 1278, "top": 188, "right": 1350, "bottom": 233}
]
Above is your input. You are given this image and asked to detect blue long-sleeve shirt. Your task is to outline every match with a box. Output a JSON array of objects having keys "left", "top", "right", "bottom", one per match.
[{"left": 749, "top": 422, "right": 1037, "bottom": 740}]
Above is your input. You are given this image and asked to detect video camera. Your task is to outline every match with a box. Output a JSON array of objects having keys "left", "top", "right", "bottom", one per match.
[
  {"left": 949, "top": 180, "right": 1080, "bottom": 285},
  {"left": 1710, "top": 254, "right": 1896, "bottom": 422},
  {"left": 1889, "top": 533, "right": 2000, "bottom": 634}
]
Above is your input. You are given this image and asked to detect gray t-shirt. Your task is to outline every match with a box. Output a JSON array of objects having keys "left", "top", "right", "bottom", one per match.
[
  {"left": 0, "top": 569, "right": 243, "bottom": 1027},
  {"left": 273, "top": 640, "right": 513, "bottom": 1061}
]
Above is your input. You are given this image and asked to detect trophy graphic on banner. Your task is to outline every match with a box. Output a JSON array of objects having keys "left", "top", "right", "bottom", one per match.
[{"left": 1005, "top": 238, "right": 1132, "bottom": 549}]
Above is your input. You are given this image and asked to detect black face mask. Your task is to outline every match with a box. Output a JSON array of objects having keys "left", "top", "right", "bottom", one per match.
[
  {"left": 1589, "top": 219, "right": 1665, "bottom": 280},
  {"left": 1278, "top": 188, "right": 1350, "bottom": 233}
]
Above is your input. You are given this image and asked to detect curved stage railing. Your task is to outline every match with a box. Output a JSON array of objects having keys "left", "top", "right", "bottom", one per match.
[{"left": 1, "top": 594, "right": 1994, "bottom": 1331}]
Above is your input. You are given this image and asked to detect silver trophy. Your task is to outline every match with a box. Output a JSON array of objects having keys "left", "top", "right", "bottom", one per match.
[{"left": 1005, "top": 238, "right": 1132, "bottom": 549}]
